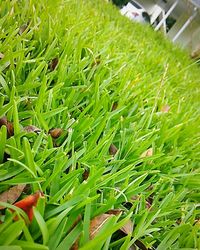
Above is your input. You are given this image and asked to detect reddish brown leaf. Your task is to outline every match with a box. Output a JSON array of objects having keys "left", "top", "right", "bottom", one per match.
[
  {"left": 49, "top": 58, "right": 59, "bottom": 71},
  {"left": 0, "top": 52, "right": 4, "bottom": 59},
  {"left": 49, "top": 128, "right": 63, "bottom": 139},
  {"left": 83, "top": 169, "right": 89, "bottom": 180},
  {"left": 90, "top": 214, "right": 113, "bottom": 239},
  {"left": 13, "top": 191, "right": 43, "bottom": 222},
  {"left": 161, "top": 105, "right": 170, "bottom": 113},
  {"left": 0, "top": 185, "right": 26, "bottom": 209},
  {"left": 0, "top": 116, "right": 7, "bottom": 127},
  {"left": 109, "top": 144, "right": 118, "bottom": 156},
  {"left": 7, "top": 122, "right": 14, "bottom": 137},
  {"left": 120, "top": 219, "right": 133, "bottom": 235},
  {"left": 140, "top": 148, "right": 153, "bottom": 158},
  {"left": 0, "top": 116, "right": 14, "bottom": 137},
  {"left": 24, "top": 125, "right": 41, "bottom": 133}
]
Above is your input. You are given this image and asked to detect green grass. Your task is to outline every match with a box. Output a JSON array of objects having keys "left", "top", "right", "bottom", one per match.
[{"left": 0, "top": 0, "right": 200, "bottom": 249}]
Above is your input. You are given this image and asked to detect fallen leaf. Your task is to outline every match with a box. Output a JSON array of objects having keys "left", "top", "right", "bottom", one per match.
[
  {"left": 91, "top": 56, "right": 101, "bottom": 67},
  {"left": 0, "top": 116, "right": 7, "bottom": 127},
  {"left": 13, "top": 191, "right": 43, "bottom": 222},
  {"left": 0, "top": 52, "right": 5, "bottom": 59},
  {"left": 90, "top": 214, "right": 113, "bottom": 239},
  {"left": 131, "top": 194, "right": 153, "bottom": 210},
  {"left": 68, "top": 215, "right": 81, "bottom": 249},
  {"left": 120, "top": 219, "right": 133, "bottom": 235},
  {"left": 7, "top": 122, "right": 14, "bottom": 137},
  {"left": 140, "top": 148, "right": 153, "bottom": 158},
  {"left": 23, "top": 125, "right": 41, "bottom": 133},
  {"left": 70, "top": 240, "right": 79, "bottom": 250},
  {"left": 109, "top": 144, "right": 118, "bottom": 156},
  {"left": 111, "top": 102, "right": 118, "bottom": 111},
  {"left": 131, "top": 195, "right": 139, "bottom": 201},
  {"left": 191, "top": 45, "right": 200, "bottom": 59},
  {"left": 161, "top": 105, "right": 170, "bottom": 113},
  {"left": 70, "top": 215, "right": 82, "bottom": 232},
  {"left": 49, "top": 58, "right": 59, "bottom": 71},
  {"left": 129, "top": 245, "right": 136, "bottom": 250},
  {"left": 135, "top": 239, "right": 148, "bottom": 250},
  {"left": 19, "top": 24, "right": 28, "bottom": 35},
  {"left": 106, "top": 209, "right": 122, "bottom": 216},
  {"left": 0, "top": 116, "right": 14, "bottom": 137},
  {"left": 49, "top": 128, "right": 63, "bottom": 139},
  {"left": 82, "top": 169, "right": 89, "bottom": 180},
  {"left": 120, "top": 220, "right": 149, "bottom": 250},
  {"left": 0, "top": 185, "right": 26, "bottom": 209}
]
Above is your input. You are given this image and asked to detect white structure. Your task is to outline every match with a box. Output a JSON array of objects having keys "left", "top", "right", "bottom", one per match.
[{"left": 135, "top": 0, "right": 200, "bottom": 54}]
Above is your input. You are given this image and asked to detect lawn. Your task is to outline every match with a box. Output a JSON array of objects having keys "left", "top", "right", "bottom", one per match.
[{"left": 0, "top": 0, "right": 200, "bottom": 249}]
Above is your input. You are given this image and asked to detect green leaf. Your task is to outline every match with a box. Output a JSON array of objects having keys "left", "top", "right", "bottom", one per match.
[
  {"left": 0, "top": 247, "right": 22, "bottom": 250},
  {"left": 56, "top": 223, "right": 82, "bottom": 250},
  {"left": 13, "top": 240, "right": 49, "bottom": 250},
  {"left": 0, "top": 220, "right": 24, "bottom": 245},
  {"left": 33, "top": 207, "right": 49, "bottom": 245}
]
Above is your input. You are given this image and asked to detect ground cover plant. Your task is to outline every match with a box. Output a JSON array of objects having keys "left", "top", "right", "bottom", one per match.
[{"left": 0, "top": 0, "right": 200, "bottom": 249}]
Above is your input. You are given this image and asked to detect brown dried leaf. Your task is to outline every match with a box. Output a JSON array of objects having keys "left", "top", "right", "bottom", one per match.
[
  {"left": 135, "top": 239, "right": 148, "bottom": 250},
  {"left": 140, "top": 148, "right": 153, "bottom": 158},
  {"left": 131, "top": 195, "right": 139, "bottom": 201},
  {"left": 70, "top": 240, "right": 79, "bottom": 250},
  {"left": 49, "top": 128, "right": 63, "bottom": 139},
  {"left": 7, "top": 122, "right": 14, "bottom": 137},
  {"left": 129, "top": 245, "right": 136, "bottom": 250},
  {"left": 0, "top": 52, "right": 5, "bottom": 59},
  {"left": 90, "top": 214, "right": 113, "bottom": 239},
  {"left": 91, "top": 56, "right": 101, "bottom": 67},
  {"left": 161, "top": 105, "right": 170, "bottom": 113},
  {"left": 109, "top": 144, "right": 118, "bottom": 156},
  {"left": 82, "top": 169, "right": 89, "bottom": 180},
  {"left": 0, "top": 116, "right": 7, "bottom": 127},
  {"left": 0, "top": 116, "right": 14, "bottom": 137},
  {"left": 0, "top": 185, "right": 26, "bottom": 209},
  {"left": 111, "top": 102, "right": 118, "bottom": 111},
  {"left": 69, "top": 215, "right": 82, "bottom": 233},
  {"left": 120, "top": 219, "right": 133, "bottom": 235},
  {"left": 49, "top": 58, "right": 59, "bottom": 71},
  {"left": 191, "top": 45, "right": 200, "bottom": 59},
  {"left": 24, "top": 125, "right": 41, "bottom": 133},
  {"left": 19, "top": 24, "right": 28, "bottom": 35},
  {"left": 106, "top": 209, "right": 122, "bottom": 216}
]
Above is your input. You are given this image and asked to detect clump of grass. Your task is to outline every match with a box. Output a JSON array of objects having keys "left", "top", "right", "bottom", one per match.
[{"left": 0, "top": 0, "right": 199, "bottom": 249}]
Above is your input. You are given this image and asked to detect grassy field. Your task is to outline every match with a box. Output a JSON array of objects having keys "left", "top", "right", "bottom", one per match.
[{"left": 0, "top": 0, "right": 200, "bottom": 249}]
